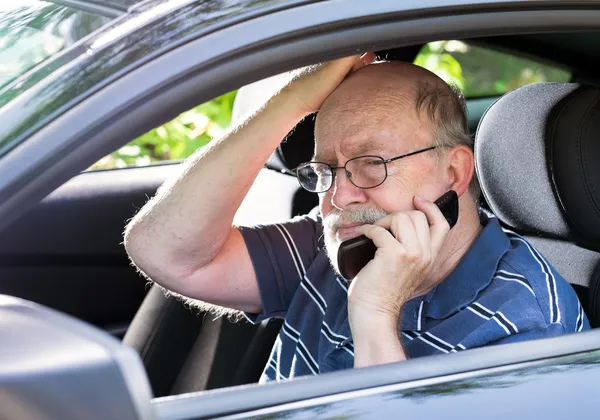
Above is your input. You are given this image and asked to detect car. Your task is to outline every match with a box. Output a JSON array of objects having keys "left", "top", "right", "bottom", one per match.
[{"left": 2, "top": 0, "right": 600, "bottom": 419}]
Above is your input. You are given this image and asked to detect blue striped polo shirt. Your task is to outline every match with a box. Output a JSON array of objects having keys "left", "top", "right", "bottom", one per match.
[{"left": 240, "top": 211, "right": 590, "bottom": 382}]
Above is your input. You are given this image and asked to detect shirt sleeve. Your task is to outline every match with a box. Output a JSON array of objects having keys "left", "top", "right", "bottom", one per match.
[{"left": 238, "top": 214, "right": 322, "bottom": 323}]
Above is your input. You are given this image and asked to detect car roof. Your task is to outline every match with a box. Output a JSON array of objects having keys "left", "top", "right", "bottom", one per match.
[{"left": 0, "top": 0, "right": 306, "bottom": 152}]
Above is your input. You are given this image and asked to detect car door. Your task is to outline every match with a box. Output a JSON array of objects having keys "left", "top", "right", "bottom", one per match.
[
  {"left": 0, "top": 164, "right": 176, "bottom": 336},
  {"left": 150, "top": 330, "right": 600, "bottom": 419},
  {"left": 0, "top": 1, "right": 148, "bottom": 336},
  {"left": 2, "top": 1, "right": 600, "bottom": 417}
]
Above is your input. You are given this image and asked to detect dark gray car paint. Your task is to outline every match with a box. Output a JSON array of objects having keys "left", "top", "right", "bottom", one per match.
[
  {"left": 0, "top": 0, "right": 313, "bottom": 144},
  {"left": 0, "top": 296, "right": 154, "bottom": 420},
  {"left": 152, "top": 329, "right": 600, "bottom": 419},
  {"left": 226, "top": 351, "right": 600, "bottom": 419},
  {"left": 2, "top": 1, "right": 600, "bottom": 419}
]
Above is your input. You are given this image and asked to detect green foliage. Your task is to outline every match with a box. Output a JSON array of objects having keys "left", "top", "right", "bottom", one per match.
[
  {"left": 415, "top": 40, "right": 570, "bottom": 97},
  {"left": 90, "top": 91, "right": 237, "bottom": 169},
  {"left": 90, "top": 40, "right": 572, "bottom": 170},
  {"left": 414, "top": 41, "right": 466, "bottom": 90}
]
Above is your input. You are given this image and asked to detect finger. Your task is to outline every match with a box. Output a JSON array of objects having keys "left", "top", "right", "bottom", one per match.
[
  {"left": 323, "top": 55, "right": 362, "bottom": 77},
  {"left": 372, "top": 212, "right": 394, "bottom": 230},
  {"left": 407, "top": 210, "right": 430, "bottom": 254},
  {"left": 391, "top": 212, "right": 421, "bottom": 252},
  {"left": 351, "top": 51, "right": 377, "bottom": 72},
  {"left": 374, "top": 212, "right": 421, "bottom": 254},
  {"left": 414, "top": 196, "right": 450, "bottom": 257},
  {"left": 350, "top": 58, "right": 366, "bottom": 72},
  {"left": 361, "top": 51, "right": 377, "bottom": 65},
  {"left": 354, "top": 224, "right": 400, "bottom": 251}
]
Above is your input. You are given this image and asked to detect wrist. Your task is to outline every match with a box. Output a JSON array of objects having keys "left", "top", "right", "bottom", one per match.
[
  {"left": 350, "top": 315, "right": 406, "bottom": 367},
  {"left": 348, "top": 305, "right": 400, "bottom": 337},
  {"left": 347, "top": 294, "right": 409, "bottom": 325},
  {"left": 274, "top": 82, "right": 318, "bottom": 119}
]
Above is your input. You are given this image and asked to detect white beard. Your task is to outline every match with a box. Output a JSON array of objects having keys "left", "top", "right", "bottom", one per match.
[{"left": 322, "top": 205, "right": 388, "bottom": 279}]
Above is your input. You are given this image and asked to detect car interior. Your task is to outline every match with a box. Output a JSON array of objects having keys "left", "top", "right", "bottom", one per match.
[{"left": 3, "top": 31, "right": 600, "bottom": 399}]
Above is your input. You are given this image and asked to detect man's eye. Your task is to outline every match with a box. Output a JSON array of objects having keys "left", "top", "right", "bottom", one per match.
[{"left": 366, "top": 160, "right": 385, "bottom": 165}]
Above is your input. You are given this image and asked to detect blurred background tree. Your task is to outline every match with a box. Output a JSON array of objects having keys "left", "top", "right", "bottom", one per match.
[
  {"left": 91, "top": 91, "right": 237, "bottom": 169},
  {"left": 415, "top": 40, "right": 569, "bottom": 97},
  {"left": 89, "top": 40, "right": 570, "bottom": 170}
]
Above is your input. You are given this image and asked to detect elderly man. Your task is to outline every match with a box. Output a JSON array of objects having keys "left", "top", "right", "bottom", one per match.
[{"left": 124, "top": 54, "right": 589, "bottom": 382}]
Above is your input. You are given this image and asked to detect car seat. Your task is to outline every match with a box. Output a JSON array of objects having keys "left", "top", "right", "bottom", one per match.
[{"left": 475, "top": 82, "right": 600, "bottom": 327}]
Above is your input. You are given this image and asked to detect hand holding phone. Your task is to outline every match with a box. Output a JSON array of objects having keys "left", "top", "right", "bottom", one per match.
[{"left": 337, "top": 190, "right": 459, "bottom": 281}]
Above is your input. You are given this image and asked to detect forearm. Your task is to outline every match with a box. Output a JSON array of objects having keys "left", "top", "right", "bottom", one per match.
[
  {"left": 125, "top": 90, "right": 307, "bottom": 280},
  {"left": 349, "top": 311, "right": 407, "bottom": 368}
]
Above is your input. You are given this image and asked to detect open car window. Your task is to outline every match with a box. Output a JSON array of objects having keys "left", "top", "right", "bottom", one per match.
[
  {"left": 414, "top": 40, "right": 571, "bottom": 98},
  {"left": 89, "top": 41, "right": 572, "bottom": 172},
  {"left": 88, "top": 91, "right": 238, "bottom": 170}
]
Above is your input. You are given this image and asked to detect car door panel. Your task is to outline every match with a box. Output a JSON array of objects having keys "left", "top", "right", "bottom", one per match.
[
  {"left": 151, "top": 330, "right": 600, "bottom": 419},
  {"left": 232, "top": 350, "right": 600, "bottom": 419},
  {"left": 0, "top": 164, "right": 180, "bottom": 335}
]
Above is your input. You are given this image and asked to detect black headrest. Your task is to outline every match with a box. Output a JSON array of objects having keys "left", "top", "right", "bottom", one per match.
[
  {"left": 274, "top": 115, "right": 315, "bottom": 172},
  {"left": 475, "top": 83, "right": 600, "bottom": 247}
]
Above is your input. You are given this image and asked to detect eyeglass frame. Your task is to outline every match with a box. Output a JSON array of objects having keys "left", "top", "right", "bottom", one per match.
[{"left": 293, "top": 145, "right": 440, "bottom": 193}]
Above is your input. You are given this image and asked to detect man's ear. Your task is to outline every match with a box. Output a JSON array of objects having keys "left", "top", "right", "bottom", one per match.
[{"left": 446, "top": 145, "right": 474, "bottom": 197}]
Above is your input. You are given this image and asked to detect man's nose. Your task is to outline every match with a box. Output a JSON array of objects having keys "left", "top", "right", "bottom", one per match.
[{"left": 330, "top": 169, "right": 367, "bottom": 209}]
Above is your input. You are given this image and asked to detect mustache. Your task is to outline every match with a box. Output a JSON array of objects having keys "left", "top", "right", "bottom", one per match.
[{"left": 324, "top": 206, "right": 388, "bottom": 231}]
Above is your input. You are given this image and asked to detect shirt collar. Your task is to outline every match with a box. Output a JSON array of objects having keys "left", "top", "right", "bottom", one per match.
[{"left": 400, "top": 211, "right": 510, "bottom": 331}]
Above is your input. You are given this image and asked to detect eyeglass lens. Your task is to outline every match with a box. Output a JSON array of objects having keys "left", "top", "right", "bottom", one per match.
[{"left": 297, "top": 156, "right": 387, "bottom": 192}]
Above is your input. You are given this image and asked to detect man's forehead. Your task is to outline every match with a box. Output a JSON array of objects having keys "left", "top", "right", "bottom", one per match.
[
  {"left": 314, "top": 104, "right": 425, "bottom": 162},
  {"left": 313, "top": 135, "right": 403, "bottom": 162}
]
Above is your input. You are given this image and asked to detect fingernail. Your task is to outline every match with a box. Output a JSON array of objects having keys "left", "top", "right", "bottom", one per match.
[{"left": 415, "top": 195, "right": 424, "bottom": 202}]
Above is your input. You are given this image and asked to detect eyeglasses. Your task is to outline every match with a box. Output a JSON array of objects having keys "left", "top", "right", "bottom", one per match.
[{"left": 293, "top": 146, "right": 439, "bottom": 193}]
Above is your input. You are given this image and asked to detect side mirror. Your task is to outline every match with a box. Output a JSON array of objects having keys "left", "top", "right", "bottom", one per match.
[{"left": 0, "top": 295, "right": 154, "bottom": 420}]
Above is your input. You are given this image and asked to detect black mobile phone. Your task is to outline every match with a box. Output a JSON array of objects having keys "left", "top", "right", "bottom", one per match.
[{"left": 336, "top": 190, "right": 459, "bottom": 281}]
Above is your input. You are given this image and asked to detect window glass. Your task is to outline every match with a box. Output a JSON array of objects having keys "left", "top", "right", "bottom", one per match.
[
  {"left": 0, "top": 1, "right": 111, "bottom": 90},
  {"left": 414, "top": 41, "right": 571, "bottom": 97}
]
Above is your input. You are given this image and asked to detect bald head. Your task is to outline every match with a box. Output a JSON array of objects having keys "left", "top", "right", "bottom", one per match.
[
  {"left": 313, "top": 60, "right": 477, "bottom": 197},
  {"left": 316, "top": 61, "right": 455, "bottom": 144},
  {"left": 322, "top": 61, "right": 447, "bottom": 110}
]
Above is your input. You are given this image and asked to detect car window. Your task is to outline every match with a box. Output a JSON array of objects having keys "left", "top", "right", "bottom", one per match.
[
  {"left": 414, "top": 40, "right": 571, "bottom": 97},
  {"left": 89, "top": 41, "right": 572, "bottom": 171},
  {"left": 89, "top": 91, "right": 237, "bottom": 170},
  {"left": 0, "top": 1, "right": 111, "bottom": 91}
]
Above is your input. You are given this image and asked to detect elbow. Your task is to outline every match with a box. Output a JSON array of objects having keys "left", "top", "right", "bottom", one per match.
[
  {"left": 123, "top": 217, "right": 202, "bottom": 291},
  {"left": 123, "top": 217, "right": 151, "bottom": 275},
  {"left": 124, "top": 220, "right": 171, "bottom": 286},
  {"left": 123, "top": 215, "right": 166, "bottom": 279}
]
